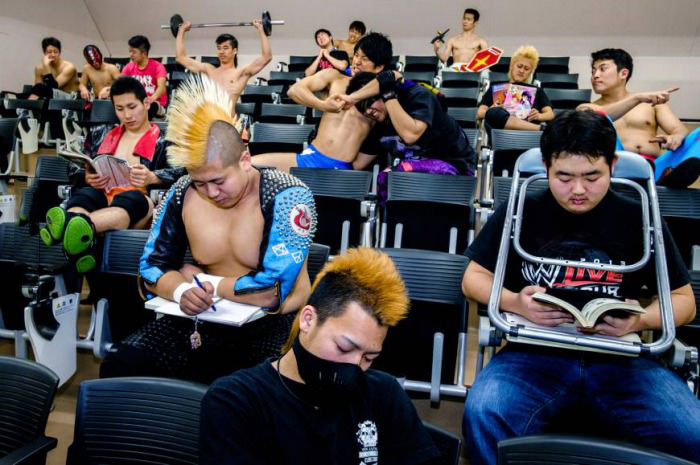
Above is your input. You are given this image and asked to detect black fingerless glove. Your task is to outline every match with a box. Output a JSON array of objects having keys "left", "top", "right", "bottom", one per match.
[
  {"left": 376, "top": 70, "right": 397, "bottom": 101},
  {"left": 42, "top": 73, "right": 59, "bottom": 89}
]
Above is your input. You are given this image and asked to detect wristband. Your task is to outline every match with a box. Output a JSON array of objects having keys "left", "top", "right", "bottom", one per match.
[
  {"left": 381, "top": 90, "right": 397, "bottom": 102},
  {"left": 196, "top": 273, "right": 225, "bottom": 298},
  {"left": 173, "top": 281, "right": 198, "bottom": 303}
]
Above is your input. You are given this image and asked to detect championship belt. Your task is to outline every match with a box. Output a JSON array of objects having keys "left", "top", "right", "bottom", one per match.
[{"left": 466, "top": 47, "right": 504, "bottom": 73}]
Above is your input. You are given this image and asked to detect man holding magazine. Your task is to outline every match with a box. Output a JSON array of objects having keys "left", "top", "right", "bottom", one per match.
[
  {"left": 40, "top": 77, "right": 182, "bottom": 273},
  {"left": 461, "top": 110, "right": 699, "bottom": 465}
]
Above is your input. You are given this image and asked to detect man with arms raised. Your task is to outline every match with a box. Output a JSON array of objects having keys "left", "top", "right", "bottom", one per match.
[
  {"left": 585, "top": 48, "right": 700, "bottom": 187},
  {"left": 100, "top": 75, "right": 316, "bottom": 383},
  {"left": 433, "top": 8, "right": 488, "bottom": 72},
  {"left": 200, "top": 247, "right": 441, "bottom": 465},
  {"left": 462, "top": 111, "right": 699, "bottom": 465},
  {"left": 175, "top": 19, "right": 271, "bottom": 104},
  {"left": 30, "top": 37, "right": 79, "bottom": 99},
  {"left": 79, "top": 45, "right": 121, "bottom": 100},
  {"left": 252, "top": 32, "right": 393, "bottom": 171}
]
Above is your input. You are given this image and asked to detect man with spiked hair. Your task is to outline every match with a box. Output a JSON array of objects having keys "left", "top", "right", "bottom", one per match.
[
  {"left": 99, "top": 75, "right": 317, "bottom": 383},
  {"left": 200, "top": 247, "right": 441, "bottom": 464}
]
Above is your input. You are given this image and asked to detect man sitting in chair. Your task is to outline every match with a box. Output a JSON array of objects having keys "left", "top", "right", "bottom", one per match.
[
  {"left": 200, "top": 247, "right": 441, "bottom": 464},
  {"left": 40, "top": 77, "right": 181, "bottom": 273},
  {"left": 99, "top": 75, "right": 317, "bottom": 383},
  {"left": 461, "top": 111, "right": 699, "bottom": 465},
  {"left": 251, "top": 32, "right": 393, "bottom": 172},
  {"left": 585, "top": 48, "right": 700, "bottom": 187}
]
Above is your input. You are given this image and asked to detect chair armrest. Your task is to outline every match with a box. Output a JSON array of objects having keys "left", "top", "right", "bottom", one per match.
[{"left": 0, "top": 436, "right": 58, "bottom": 465}]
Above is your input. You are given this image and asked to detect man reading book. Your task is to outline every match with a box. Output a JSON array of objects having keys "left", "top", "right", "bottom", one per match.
[
  {"left": 200, "top": 247, "right": 441, "bottom": 464},
  {"left": 461, "top": 110, "right": 699, "bottom": 465},
  {"left": 99, "top": 74, "right": 317, "bottom": 384},
  {"left": 40, "top": 77, "right": 182, "bottom": 273}
]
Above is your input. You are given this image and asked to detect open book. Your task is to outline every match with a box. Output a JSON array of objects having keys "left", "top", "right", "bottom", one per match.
[
  {"left": 58, "top": 148, "right": 132, "bottom": 194},
  {"left": 532, "top": 292, "right": 646, "bottom": 328},
  {"left": 145, "top": 296, "right": 265, "bottom": 327},
  {"left": 502, "top": 312, "right": 642, "bottom": 355},
  {"left": 491, "top": 83, "right": 537, "bottom": 120}
]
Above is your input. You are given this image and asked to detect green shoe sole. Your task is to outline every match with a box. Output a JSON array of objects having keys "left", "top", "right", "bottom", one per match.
[
  {"left": 63, "top": 216, "right": 94, "bottom": 256},
  {"left": 45, "top": 207, "right": 67, "bottom": 242},
  {"left": 39, "top": 228, "right": 54, "bottom": 247},
  {"left": 74, "top": 254, "right": 96, "bottom": 273}
]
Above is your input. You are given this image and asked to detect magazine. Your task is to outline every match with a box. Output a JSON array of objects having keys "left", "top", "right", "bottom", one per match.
[
  {"left": 58, "top": 148, "right": 132, "bottom": 193},
  {"left": 492, "top": 83, "right": 538, "bottom": 120}
]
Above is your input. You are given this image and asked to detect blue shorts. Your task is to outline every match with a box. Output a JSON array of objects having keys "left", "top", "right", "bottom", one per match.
[
  {"left": 653, "top": 127, "right": 700, "bottom": 182},
  {"left": 295, "top": 144, "right": 353, "bottom": 170}
]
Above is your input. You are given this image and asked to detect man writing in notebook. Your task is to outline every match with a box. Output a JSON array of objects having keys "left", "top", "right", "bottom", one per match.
[
  {"left": 461, "top": 110, "right": 699, "bottom": 465},
  {"left": 99, "top": 75, "right": 317, "bottom": 383},
  {"left": 200, "top": 247, "right": 441, "bottom": 464}
]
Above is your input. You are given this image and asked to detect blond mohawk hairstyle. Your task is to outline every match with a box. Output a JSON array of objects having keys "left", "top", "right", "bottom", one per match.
[
  {"left": 165, "top": 73, "right": 240, "bottom": 170},
  {"left": 283, "top": 247, "right": 409, "bottom": 353}
]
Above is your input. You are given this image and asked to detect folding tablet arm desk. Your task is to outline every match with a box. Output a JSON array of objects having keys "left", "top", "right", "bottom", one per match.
[{"left": 487, "top": 149, "right": 675, "bottom": 356}]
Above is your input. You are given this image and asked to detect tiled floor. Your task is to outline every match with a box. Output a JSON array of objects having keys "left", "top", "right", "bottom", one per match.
[{"left": 1, "top": 300, "right": 480, "bottom": 464}]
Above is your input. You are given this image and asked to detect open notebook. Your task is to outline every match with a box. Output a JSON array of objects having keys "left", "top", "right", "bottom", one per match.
[{"left": 145, "top": 296, "right": 265, "bottom": 327}]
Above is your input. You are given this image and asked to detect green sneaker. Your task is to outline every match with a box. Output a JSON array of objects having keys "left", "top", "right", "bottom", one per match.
[
  {"left": 74, "top": 253, "right": 97, "bottom": 273},
  {"left": 41, "top": 207, "right": 68, "bottom": 246},
  {"left": 63, "top": 215, "right": 94, "bottom": 256}
]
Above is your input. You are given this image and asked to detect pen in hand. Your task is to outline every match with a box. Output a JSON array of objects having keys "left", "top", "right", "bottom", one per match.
[{"left": 193, "top": 275, "right": 218, "bottom": 312}]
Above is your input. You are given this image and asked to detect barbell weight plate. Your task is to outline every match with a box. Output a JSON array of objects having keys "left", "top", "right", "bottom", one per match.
[
  {"left": 170, "top": 14, "right": 184, "bottom": 38},
  {"left": 262, "top": 11, "right": 272, "bottom": 36}
]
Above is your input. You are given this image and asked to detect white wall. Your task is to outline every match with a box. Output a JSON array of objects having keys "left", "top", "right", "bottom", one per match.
[
  {"left": 0, "top": 0, "right": 107, "bottom": 93},
  {"left": 2, "top": 0, "right": 700, "bottom": 118}
]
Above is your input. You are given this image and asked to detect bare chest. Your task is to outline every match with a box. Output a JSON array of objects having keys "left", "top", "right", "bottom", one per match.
[
  {"left": 617, "top": 104, "right": 657, "bottom": 133},
  {"left": 182, "top": 189, "right": 264, "bottom": 273},
  {"left": 113, "top": 134, "right": 143, "bottom": 165},
  {"left": 453, "top": 36, "right": 482, "bottom": 53},
  {"left": 209, "top": 67, "right": 247, "bottom": 100}
]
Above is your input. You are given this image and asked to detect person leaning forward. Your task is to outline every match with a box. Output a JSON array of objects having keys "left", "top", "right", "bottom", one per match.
[{"left": 99, "top": 74, "right": 317, "bottom": 383}]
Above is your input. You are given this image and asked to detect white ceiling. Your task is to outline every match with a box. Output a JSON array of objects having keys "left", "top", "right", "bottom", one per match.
[{"left": 82, "top": 0, "right": 700, "bottom": 57}]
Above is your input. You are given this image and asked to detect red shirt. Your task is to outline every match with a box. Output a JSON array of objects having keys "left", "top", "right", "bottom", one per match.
[
  {"left": 122, "top": 59, "right": 168, "bottom": 107},
  {"left": 97, "top": 123, "right": 161, "bottom": 161}
]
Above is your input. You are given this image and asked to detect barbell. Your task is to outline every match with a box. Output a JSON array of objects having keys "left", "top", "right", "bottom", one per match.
[{"left": 161, "top": 11, "right": 284, "bottom": 38}]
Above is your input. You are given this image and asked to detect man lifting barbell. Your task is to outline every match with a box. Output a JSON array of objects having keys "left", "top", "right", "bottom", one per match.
[{"left": 171, "top": 12, "right": 275, "bottom": 106}]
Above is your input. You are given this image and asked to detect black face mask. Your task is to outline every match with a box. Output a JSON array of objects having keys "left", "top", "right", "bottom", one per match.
[{"left": 292, "top": 336, "right": 364, "bottom": 397}]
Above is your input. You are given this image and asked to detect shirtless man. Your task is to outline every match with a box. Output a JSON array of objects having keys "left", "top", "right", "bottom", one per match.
[
  {"left": 334, "top": 20, "right": 366, "bottom": 59},
  {"left": 30, "top": 37, "right": 79, "bottom": 99},
  {"left": 585, "top": 48, "right": 700, "bottom": 187},
  {"left": 252, "top": 32, "right": 393, "bottom": 172},
  {"left": 100, "top": 75, "right": 316, "bottom": 383},
  {"left": 433, "top": 8, "right": 488, "bottom": 72},
  {"left": 40, "top": 77, "right": 182, "bottom": 273},
  {"left": 79, "top": 45, "right": 120, "bottom": 100},
  {"left": 175, "top": 19, "right": 271, "bottom": 104}
]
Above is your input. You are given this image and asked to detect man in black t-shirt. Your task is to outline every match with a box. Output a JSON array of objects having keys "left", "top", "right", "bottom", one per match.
[
  {"left": 200, "top": 248, "right": 441, "bottom": 465},
  {"left": 342, "top": 70, "right": 476, "bottom": 176},
  {"left": 461, "top": 111, "right": 700, "bottom": 465},
  {"left": 304, "top": 28, "right": 350, "bottom": 77}
]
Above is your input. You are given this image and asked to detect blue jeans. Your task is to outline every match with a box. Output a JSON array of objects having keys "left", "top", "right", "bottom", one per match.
[{"left": 464, "top": 345, "right": 700, "bottom": 465}]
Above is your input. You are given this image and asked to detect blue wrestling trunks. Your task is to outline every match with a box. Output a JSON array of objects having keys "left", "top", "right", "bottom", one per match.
[
  {"left": 296, "top": 144, "right": 353, "bottom": 170},
  {"left": 652, "top": 127, "right": 700, "bottom": 183}
]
